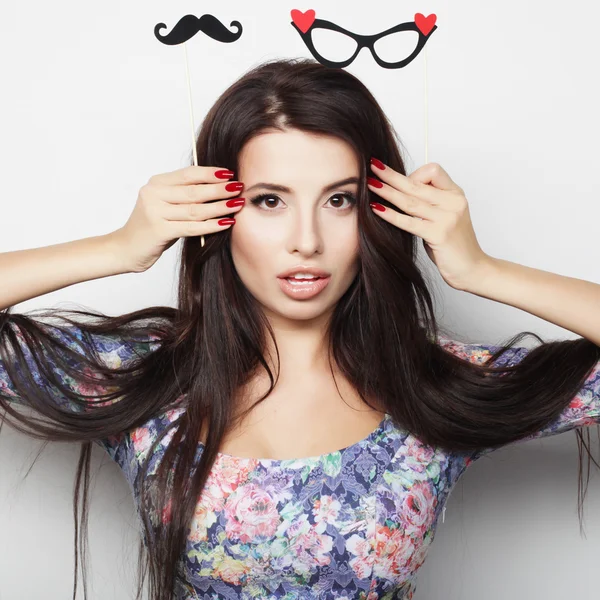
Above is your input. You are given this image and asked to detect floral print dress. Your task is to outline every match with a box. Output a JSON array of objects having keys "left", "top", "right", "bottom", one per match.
[{"left": 1, "top": 327, "right": 599, "bottom": 599}]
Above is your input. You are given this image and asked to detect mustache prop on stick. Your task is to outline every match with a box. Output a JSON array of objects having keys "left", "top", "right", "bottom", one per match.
[{"left": 154, "top": 14, "right": 244, "bottom": 247}]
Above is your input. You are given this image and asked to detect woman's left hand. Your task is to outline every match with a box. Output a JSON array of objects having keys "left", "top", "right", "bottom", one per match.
[{"left": 367, "top": 160, "right": 493, "bottom": 292}]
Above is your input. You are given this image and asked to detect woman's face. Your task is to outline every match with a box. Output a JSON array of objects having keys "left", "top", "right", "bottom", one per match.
[{"left": 231, "top": 128, "right": 361, "bottom": 325}]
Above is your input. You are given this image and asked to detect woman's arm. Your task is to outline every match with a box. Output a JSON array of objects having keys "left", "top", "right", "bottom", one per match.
[
  {"left": 464, "top": 257, "right": 600, "bottom": 347},
  {"left": 364, "top": 161, "right": 600, "bottom": 345},
  {"left": 0, "top": 232, "right": 131, "bottom": 310}
]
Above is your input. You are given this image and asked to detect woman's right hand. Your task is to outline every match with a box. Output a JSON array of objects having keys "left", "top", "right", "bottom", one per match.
[{"left": 112, "top": 165, "right": 245, "bottom": 273}]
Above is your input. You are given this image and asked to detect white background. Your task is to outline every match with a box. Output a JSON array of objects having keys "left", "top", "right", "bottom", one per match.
[{"left": 1, "top": 0, "right": 599, "bottom": 598}]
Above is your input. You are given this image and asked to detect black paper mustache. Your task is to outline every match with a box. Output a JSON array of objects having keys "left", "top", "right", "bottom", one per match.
[{"left": 154, "top": 13, "right": 243, "bottom": 46}]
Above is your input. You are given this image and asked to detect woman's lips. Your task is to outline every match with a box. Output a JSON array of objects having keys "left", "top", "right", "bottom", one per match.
[{"left": 277, "top": 276, "right": 331, "bottom": 300}]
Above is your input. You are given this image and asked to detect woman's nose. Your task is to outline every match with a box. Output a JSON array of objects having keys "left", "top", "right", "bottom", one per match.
[{"left": 288, "top": 213, "right": 324, "bottom": 254}]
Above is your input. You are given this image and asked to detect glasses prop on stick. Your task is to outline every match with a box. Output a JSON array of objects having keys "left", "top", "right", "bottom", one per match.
[
  {"left": 290, "top": 9, "right": 437, "bottom": 163},
  {"left": 154, "top": 14, "right": 243, "bottom": 247}
]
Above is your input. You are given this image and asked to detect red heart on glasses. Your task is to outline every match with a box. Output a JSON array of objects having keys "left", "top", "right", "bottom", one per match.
[
  {"left": 291, "top": 9, "right": 316, "bottom": 33},
  {"left": 414, "top": 13, "right": 437, "bottom": 36}
]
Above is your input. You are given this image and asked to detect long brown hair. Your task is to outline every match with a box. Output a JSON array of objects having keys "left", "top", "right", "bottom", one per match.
[{"left": 1, "top": 57, "right": 599, "bottom": 600}]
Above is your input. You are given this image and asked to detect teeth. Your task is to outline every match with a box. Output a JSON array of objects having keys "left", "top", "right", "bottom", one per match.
[{"left": 288, "top": 274, "right": 319, "bottom": 280}]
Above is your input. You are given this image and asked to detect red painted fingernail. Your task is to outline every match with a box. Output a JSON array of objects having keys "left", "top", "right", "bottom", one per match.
[
  {"left": 226, "top": 198, "right": 245, "bottom": 207},
  {"left": 370, "top": 202, "right": 386, "bottom": 212},
  {"left": 367, "top": 177, "right": 383, "bottom": 188},
  {"left": 370, "top": 157, "right": 385, "bottom": 170},
  {"left": 225, "top": 181, "right": 244, "bottom": 192},
  {"left": 218, "top": 218, "right": 236, "bottom": 226},
  {"left": 215, "top": 169, "right": 235, "bottom": 179}
]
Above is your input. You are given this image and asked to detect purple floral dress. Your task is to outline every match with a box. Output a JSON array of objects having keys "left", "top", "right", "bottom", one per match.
[{"left": 2, "top": 328, "right": 599, "bottom": 599}]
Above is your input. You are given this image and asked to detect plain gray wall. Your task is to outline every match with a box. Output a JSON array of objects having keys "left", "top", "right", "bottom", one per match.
[{"left": 1, "top": 0, "right": 598, "bottom": 598}]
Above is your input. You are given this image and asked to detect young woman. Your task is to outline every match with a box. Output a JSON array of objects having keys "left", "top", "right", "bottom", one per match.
[{"left": 1, "top": 58, "right": 599, "bottom": 600}]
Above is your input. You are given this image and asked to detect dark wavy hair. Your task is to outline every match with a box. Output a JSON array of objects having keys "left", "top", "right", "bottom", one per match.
[{"left": 1, "top": 57, "right": 599, "bottom": 600}]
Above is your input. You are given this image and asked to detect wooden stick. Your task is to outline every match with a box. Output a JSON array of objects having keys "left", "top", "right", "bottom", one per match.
[
  {"left": 424, "top": 44, "right": 429, "bottom": 166},
  {"left": 183, "top": 42, "right": 204, "bottom": 247}
]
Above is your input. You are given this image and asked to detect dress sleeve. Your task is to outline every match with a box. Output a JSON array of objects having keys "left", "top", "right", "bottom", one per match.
[
  {"left": 0, "top": 323, "right": 160, "bottom": 463},
  {"left": 437, "top": 336, "right": 600, "bottom": 461}
]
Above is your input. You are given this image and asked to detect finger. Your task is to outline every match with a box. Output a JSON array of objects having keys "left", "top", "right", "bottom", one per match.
[
  {"left": 408, "top": 162, "right": 463, "bottom": 194},
  {"left": 160, "top": 198, "right": 245, "bottom": 221},
  {"left": 370, "top": 159, "right": 444, "bottom": 205},
  {"left": 168, "top": 215, "right": 237, "bottom": 239},
  {"left": 148, "top": 165, "right": 234, "bottom": 187},
  {"left": 367, "top": 177, "right": 441, "bottom": 221},
  {"left": 152, "top": 181, "right": 245, "bottom": 205},
  {"left": 370, "top": 201, "right": 430, "bottom": 239}
]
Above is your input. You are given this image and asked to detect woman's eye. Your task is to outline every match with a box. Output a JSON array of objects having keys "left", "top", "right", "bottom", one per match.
[
  {"left": 250, "top": 195, "right": 282, "bottom": 210},
  {"left": 250, "top": 192, "right": 357, "bottom": 211},
  {"left": 328, "top": 193, "right": 356, "bottom": 209}
]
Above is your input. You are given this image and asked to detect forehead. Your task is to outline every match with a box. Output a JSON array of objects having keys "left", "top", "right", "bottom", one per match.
[{"left": 238, "top": 129, "right": 359, "bottom": 180}]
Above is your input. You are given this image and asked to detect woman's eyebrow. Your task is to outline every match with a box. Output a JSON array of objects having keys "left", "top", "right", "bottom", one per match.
[{"left": 245, "top": 176, "right": 360, "bottom": 194}]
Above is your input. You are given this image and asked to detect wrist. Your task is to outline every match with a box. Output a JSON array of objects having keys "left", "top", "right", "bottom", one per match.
[
  {"left": 102, "top": 230, "right": 136, "bottom": 275},
  {"left": 460, "top": 254, "right": 499, "bottom": 295}
]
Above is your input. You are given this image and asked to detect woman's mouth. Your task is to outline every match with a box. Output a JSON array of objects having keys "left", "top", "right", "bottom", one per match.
[{"left": 277, "top": 276, "right": 331, "bottom": 300}]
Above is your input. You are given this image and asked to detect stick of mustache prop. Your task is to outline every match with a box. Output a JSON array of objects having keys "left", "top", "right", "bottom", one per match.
[{"left": 154, "top": 14, "right": 243, "bottom": 247}]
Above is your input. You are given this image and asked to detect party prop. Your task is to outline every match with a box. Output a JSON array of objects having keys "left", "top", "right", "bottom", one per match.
[
  {"left": 290, "top": 9, "right": 437, "bottom": 69},
  {"left": 154, "top": 14, "right": 244, "bottom": 247},
  {"left": 290, "top": 9, "right": 437, "bottom": 166}
]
